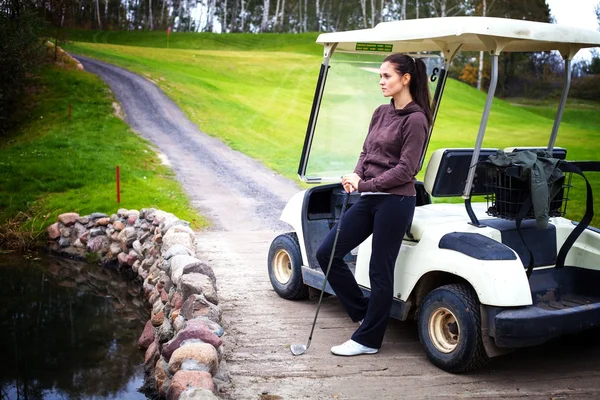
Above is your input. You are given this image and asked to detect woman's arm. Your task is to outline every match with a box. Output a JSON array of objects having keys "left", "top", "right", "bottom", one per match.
[
  {"left": 357, "top": 114, "right": 428, "bottom": 193},
  {"left": 353, "top": 106, "right": 383, "bottom": 178}
]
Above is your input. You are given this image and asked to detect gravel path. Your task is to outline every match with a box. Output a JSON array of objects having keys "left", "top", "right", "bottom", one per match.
[
  {"left": 76, "top": 55, "right": 299, "bottom": 233},
  {"left": 76, "top": 55, "right": 600, "bottom": 400}
]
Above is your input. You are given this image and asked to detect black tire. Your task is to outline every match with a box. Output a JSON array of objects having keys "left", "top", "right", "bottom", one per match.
[
  {"left": 267, "top": 233, "right": 308, "bottom": 300},
  {"left": 417, "top": 283, "right": 489, "bottom": 373}
]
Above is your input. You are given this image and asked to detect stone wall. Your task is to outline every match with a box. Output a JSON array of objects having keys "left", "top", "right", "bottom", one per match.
[{"left": 47, "top": 208, "right": 229, "bottom": 400}]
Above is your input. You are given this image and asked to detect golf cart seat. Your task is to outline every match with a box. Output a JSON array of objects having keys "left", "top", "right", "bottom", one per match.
[
  {"left": 408, "top": 147, "right": 569, "bottom": 266},
  {"left": 406, "top": 148, "right": 496, "bottom": 241},
  {"left": 407, "top": 202, "right": 489, "bottom": 241},
  {"left": 504, "top": 147, "right": 567, "bottom": 160}
]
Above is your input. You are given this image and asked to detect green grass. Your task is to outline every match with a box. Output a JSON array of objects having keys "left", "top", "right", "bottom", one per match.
[
  {"left": 0, "top": 61, "right": 207, "bottom": 241},
  {"left": 436, "top": 85, "right": 600, "bottom": 160},
  {"left": 61, "top": 32, "right": 599, "bottom": 226},
  {"left": 63, "top": 42, "right": 319, "bottom": 177},
  {"left": 64, "top": 29, "right": 321, "bottom": 55},
  {"left": 509, "top": 98, "right": 600, "bottom": 133},
  {"left": 433, "top": 81, "right": 599, "bottom": 225}
]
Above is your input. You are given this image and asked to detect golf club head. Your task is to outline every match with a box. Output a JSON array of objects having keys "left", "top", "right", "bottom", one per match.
[{"left": 290, "top": 343, "right": 307, "bottom": 356}]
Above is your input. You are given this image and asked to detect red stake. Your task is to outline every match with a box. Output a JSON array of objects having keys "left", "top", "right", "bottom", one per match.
[{"left": 116, "top": 165, "right": 121, "bottom": 204}]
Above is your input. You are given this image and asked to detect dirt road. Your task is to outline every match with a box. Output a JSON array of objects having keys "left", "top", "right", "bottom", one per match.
[{"left": 77, "top": 55, "right": 600, "bottom": 400}]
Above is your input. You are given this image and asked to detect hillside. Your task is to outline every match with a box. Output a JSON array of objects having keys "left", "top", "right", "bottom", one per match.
[
  {"left": 62, "top": 32, "right": 599, "bottom": 225},
  {"left": 64, "top": 29, "right": 321, "bottom": 54}
]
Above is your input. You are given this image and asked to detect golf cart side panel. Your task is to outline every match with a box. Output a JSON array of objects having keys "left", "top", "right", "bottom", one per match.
[
  {"left": 301, "top": 265, "right": 336, "bottom": 295},
  {"left": 553, "top": 218, "right": 600, "bottom": 271},
  {"left": 280, "top": 190, "right": 309, "bottom": 266},
  {"left": 354, "top": 232, "right": 533, "bottom": 307}
]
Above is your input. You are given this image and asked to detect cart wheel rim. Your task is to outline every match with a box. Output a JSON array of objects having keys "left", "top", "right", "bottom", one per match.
[
  {"left": 428, "top": 306, "right": 460, "bottom": 353},
  {"left": 273, "top": 249, "right": 292, "bottom": 284}
]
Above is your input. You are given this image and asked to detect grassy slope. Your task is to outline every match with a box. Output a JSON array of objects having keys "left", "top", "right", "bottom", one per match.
[
  {"left": 64, "top": 29, "right": 320, "bottom": 54},
  {"left": 63, "top": 43, "right": 319, "bottom": 176},
  {"left": 0, "top": 60, "right": 207, "bottom": 236},
  {"left": 436, "top": 81, "right": 599, "bottom": 159},
  {"left": 62, "top": 31, "right": 599, "bottom": 226}
]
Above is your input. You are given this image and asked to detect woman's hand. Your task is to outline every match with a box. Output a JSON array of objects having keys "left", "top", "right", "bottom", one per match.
[
  {"left": 342, "top": 173, "right": 361, "bottom": 193},
  {"left": 342, "top": 182, "right": 354, "bottom": 193}
]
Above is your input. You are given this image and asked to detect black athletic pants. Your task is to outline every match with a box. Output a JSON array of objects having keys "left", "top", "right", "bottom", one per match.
[{"left": 316, "top": 194, "right": 416, "bottom": 349}]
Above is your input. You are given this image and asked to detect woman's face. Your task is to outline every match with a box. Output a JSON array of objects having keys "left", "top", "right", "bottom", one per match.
[{"left": 379, "top": 61, "right": 410, "bottom": 98}]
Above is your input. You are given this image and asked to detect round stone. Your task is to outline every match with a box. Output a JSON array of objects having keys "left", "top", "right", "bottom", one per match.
[{"left": 167, "top": 342, "right": 218, "bottom": 376}]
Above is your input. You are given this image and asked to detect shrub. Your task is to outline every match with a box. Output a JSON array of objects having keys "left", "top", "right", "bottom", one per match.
[
  {"left": 0, "top": 9, "right": 46, "bottom": 136},
  {"left": 570, "top": 74, "right": 600, "bottom": 101},
  {"left": 459, "top": 63, "right": 479, "bottom": 86}
]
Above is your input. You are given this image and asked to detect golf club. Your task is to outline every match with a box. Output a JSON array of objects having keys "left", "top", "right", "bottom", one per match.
[{"left": 291, "top": 190, "right": 351, "bottom": 356}]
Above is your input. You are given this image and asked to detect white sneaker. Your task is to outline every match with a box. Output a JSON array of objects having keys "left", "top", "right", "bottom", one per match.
[{"left": 331, "top": 340, "right": 378, "bottom": 356}]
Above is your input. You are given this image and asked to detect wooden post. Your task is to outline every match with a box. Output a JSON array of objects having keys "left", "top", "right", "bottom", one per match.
[{"left": 116, "top": 166, "right": 121, "bottom": 203}]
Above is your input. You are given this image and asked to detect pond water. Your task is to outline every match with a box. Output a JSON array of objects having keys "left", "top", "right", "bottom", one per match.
[{"left": 0, "top": 252, "right": 150, "bottom": 400}]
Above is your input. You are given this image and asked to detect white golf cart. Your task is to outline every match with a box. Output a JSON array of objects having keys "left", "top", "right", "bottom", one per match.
[{"left": 267, "top": 17, "right": 600, "bottom": 372}]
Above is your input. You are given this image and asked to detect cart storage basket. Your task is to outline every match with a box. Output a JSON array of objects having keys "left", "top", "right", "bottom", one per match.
[{"left": 483, "top": 163, "right": 568, "bottom": 221}]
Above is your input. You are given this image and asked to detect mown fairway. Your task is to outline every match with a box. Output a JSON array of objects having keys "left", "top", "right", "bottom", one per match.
[
  {"left": 65, "top": 29, "right": 320, "bottom": 54},
  {"left": 0, "top": 58, "right": 206, "bottom": 234},
  {"left": 64, "top": 42, "right": 318, "bottom": 177},
  {"left": 63, "top": 32, "right": 599, "bottom": 226}
]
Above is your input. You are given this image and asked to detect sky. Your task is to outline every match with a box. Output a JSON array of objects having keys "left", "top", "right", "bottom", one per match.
[{"left": 546, "top": 0, "right": 599, "bottom": 60}]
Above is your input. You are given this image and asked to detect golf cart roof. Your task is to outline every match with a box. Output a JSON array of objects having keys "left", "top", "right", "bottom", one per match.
[{"left": 316, "top": 17, "right": 600, "bottom": 58}]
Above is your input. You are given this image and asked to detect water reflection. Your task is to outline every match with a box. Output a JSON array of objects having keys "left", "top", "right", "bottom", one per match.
[{"left": 0, "top": 252, "right": 149, "bottom": 400}]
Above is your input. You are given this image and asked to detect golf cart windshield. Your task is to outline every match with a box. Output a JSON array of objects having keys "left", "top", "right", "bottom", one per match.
[
  {"left": 303, "top": 53, "right": 443, "bottom": 182},
  {"left": 298, "top": 16, "right": 600, "bottom": 187}
]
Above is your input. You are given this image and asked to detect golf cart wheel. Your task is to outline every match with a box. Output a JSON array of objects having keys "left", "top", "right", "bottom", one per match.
[
  {"left": 418, "top": 283, "right": 489, "bottom": 373},
  {"left": 268, "top": 233, "right": 308, "bottom": 300}
]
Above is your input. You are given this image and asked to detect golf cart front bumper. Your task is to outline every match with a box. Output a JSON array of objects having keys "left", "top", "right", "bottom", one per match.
[{"left": 492, "top": 301, "right": 600, "bottom": 348}]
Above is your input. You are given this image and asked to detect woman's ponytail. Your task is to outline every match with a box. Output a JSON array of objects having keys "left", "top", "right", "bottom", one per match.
[{"left": 410, "top": 58, "right": 432, "bottom": 126}]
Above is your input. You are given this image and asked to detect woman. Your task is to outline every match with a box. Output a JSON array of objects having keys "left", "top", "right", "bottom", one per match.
[{"left": 316, "top": 53, "right": 432, "bottom": 356}]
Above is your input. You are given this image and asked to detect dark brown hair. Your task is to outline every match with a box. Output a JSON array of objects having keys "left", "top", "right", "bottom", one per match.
[{"left": 383, "top": 53, "right": 432, "bottom": 125}]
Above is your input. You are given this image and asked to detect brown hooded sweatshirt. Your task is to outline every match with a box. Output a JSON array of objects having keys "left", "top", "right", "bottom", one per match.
[{"left": 354, "top": 100, "right": 429, "bottom": 196}]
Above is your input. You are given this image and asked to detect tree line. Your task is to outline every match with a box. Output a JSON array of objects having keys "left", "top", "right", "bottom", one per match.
[
  {"left": 2, "top": 0, "right": 553, "bottom": 33},
  {"left": 0, "top": 0, "right": 599, "bottom": 137}
]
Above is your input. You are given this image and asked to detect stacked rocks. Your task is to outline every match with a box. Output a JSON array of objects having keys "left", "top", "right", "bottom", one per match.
[{"left": 47, "top": 209, "right": 228, "bottom": 399}]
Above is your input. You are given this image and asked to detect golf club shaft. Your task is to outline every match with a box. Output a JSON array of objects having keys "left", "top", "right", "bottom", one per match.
[{"left": 306, "top": 190, "right": 351, "bottom": 343}]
